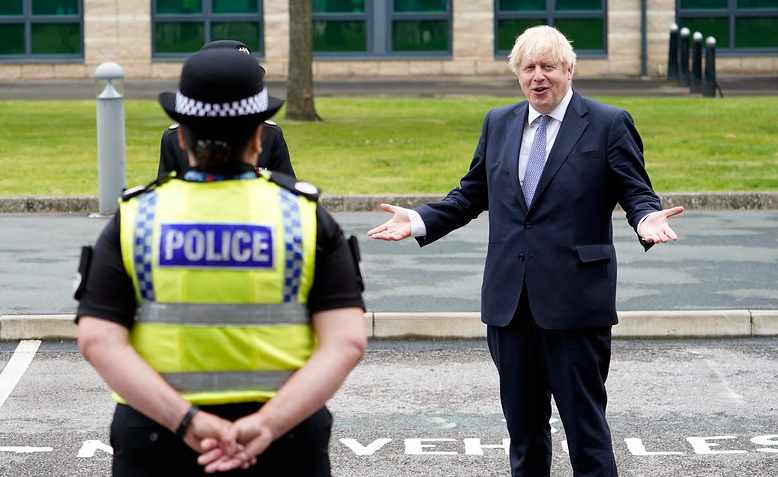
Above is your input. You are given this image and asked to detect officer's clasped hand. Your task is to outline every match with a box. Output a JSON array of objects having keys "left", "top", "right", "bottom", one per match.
[
  {"left": 196, "top": 413, "right": 274, "bottom": 473},
  {"left": 181, "top": 411, "right": 241, "bottom": 462}
]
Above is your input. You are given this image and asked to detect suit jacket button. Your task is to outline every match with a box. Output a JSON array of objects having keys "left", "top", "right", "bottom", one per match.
[{"left": 525, "top": 223, "right": 533, "bottom": 229}]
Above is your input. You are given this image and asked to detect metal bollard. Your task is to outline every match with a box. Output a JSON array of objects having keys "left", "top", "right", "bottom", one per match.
[
  {"left": 94, "top": 62, "right": 127, "bottom": 216},
  {"left": 678, "top": 27, "right": 690, "bottom": 87},
  {"left": 667, "top": 23, "right": 679, "bottom": 81},
  {"left": 691, "top": 31, "right": 703, "bottom": 94},
  {"left": 703, "top": 36, "right": 718, "bottom": 98}
]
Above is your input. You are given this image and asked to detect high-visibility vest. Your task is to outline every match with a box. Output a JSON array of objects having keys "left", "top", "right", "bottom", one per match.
[{"left": 118, "top": 176, "right": 318, "bottom": 405}]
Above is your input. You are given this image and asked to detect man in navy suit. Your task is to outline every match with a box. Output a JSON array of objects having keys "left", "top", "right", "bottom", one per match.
[{"left": 368, "top": 26, "right": 683, "bottom": 477}]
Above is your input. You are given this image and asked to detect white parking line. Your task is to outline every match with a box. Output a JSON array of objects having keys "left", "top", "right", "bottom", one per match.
[
  {"left": 0, "top": 447, "right": 52, "bottom": 454},
  {"left": 0, "top": 340, "right": 41, "bottom": 408},
  {"left": 704, "top": 358, "right": 745, "bottom": 405}
]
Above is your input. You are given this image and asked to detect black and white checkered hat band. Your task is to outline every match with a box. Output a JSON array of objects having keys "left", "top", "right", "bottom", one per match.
[{"left": 175, "top": 88, "right": 269, "bottom": 117}]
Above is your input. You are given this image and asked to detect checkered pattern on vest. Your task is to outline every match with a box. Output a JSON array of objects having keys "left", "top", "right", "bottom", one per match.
[
  {"left": 279, "top": 189, "right": 304, "bottom": 303},
  {"left": 133, "top": 192, "right": 158, "bottom": 301}
]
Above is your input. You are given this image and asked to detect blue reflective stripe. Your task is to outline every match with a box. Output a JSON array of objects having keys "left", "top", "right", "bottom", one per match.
[
  {"left": 279, "top": 189, "right": 303, "bottom": 303},
  {"left": 133, "top": 192, "right": 158, "bottom": 301}
]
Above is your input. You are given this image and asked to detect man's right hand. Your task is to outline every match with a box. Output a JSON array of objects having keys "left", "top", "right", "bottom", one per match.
[{"left": 367, "top": 203, "right": 412, "bottom": 241}]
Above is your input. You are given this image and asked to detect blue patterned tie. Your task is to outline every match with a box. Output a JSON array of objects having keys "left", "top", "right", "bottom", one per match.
[{"left": 523, "top": 115, "right": 550, "bottom": 207}]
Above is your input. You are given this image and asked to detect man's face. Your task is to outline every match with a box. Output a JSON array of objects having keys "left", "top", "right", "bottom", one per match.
[{"left": 517, "top": 54, "right": 573, "bottom": 114}]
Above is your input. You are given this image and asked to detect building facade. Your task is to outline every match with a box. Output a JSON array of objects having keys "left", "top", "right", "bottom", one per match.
[{"left": 0, "top": 0, "right": 776, "bottom": 80}]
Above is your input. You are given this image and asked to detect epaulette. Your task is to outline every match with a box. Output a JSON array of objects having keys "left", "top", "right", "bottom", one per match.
[
  {"left": 259, "top": 169, "right": 319, "bottom": 201},
  {"left": 263, "top": 120, "right": 277, "bottom": 127},
  {"left": 168, "top": 122, "right": 179, "bottom": 130},
  {"left": 121, "top": 171, "right": 177, "bottom": 201}
]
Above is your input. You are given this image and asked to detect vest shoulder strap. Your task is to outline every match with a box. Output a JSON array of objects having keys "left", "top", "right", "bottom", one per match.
[
  {"left": 260, "top": 170, "right": 320, "bottom": 202},
  {"left": 121, "top": 172, "right": 178, "bottom": 202}
]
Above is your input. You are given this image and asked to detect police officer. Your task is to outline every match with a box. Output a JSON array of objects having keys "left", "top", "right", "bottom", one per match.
[
  {"left": 157, "top": 40, "right": 296, "bottom": 179},
  {"left": 76, "top": 48, "right": 366, "bottom": 476}
]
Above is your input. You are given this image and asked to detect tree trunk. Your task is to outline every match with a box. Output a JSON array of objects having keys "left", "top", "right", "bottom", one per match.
[{"left": 286, "top": 0, "right": 321, "bottom": 121}]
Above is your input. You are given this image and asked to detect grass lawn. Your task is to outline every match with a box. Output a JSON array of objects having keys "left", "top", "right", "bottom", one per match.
[{"left": 1, "top": 97, "right": 777, "bottom": 196}]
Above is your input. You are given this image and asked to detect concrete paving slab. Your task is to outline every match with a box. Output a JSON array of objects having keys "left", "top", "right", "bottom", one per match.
[
  {"left": 5, "top": 311, "right": 775, "bottom": 341},
  {"left": 373, "top": 313, "right": 484, "bottom": 339},
  {"left": 751, "top": 310, "right": 778, "bottom": 336},
  {"left": 0, "top": 315, "right": 77, "bottom": 340},
  {"left": 614, "top": 310, "right": 751, "bottom": 338}
]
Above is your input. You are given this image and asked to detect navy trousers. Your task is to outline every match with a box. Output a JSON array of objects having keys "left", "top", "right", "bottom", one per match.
[
  {"left": 110, "top": 403, "right": 332, "bottom": 477},
  {"left": 486, "top": 291, "right": 618, "bottom": 477}
]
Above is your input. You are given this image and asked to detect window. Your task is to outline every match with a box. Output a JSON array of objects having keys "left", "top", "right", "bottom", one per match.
[
  {"left": 677, "top": 0, "right": 778, "bottom": 51},
  {"left": 152, "top": 0, "right": 264, "bottom": 57},
  {"left": 494, "top": 0, "right": 606, "bottom": 56},
  {"left": 0, "top": 0, "right": 82, "bottom": 59},
  {"left": 312, "top": 0, "right": 368, "bottom": 53},
  {"left": 312, "top": 0, "right": 451, "bottom": 56}
]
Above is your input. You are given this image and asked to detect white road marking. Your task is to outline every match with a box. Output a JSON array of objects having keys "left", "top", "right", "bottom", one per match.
[
  {"left": 625, "top": 438, "right": 685, "bottom": 455},
  {"left": 703, "top": 358, "right": 745, "bottom": 404},
  {"left": 77, "top": 440, "right": 114, "bottom": 457},
  {"left": 339, "top": 438, "right": 392, "bottom": 456},
  {"left": 0, "top": 340, "right": 41, "bottom": 408},
  {"left": 0, "top": 447, "right": 52, "bottom": 453}
]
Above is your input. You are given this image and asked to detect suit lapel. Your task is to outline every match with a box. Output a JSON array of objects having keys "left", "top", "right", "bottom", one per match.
[
  {"left": 508, "top": 103, "right": 529, "bottom": 213},
  {"left": 529, "top": 91, "right": 589, "bottom": 211}
]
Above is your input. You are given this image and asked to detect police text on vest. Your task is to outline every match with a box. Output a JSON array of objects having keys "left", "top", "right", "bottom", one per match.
[{"left": 158, "top": 223, "right": 274, "bottom": 268}]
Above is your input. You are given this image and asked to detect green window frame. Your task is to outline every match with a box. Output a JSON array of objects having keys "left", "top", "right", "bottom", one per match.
[
  {"left": 0, "top": 0, "right": 82, "bottom": 60},
  {"left": 677, "top": 0, "right": 778, "bottom": 52},
  {"left": 494, "top": 0, "right": 607, "bottom": 57},
  {"left": 152, "top": 0, "right": 264, "bottom": 58},
  {"left": 312, "top": 0, "right": 452, "bottom": 57}
]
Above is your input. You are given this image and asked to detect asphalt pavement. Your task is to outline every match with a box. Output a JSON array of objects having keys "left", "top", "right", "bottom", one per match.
[
  {"left": 0, "top": 75, "right": 775, "bottom": 100},
  {"left": 0, "top": 338, "right": 776, "bottom": 476},
  {"left": 1, "top": 210, "right": 777, "bottom": 316}
]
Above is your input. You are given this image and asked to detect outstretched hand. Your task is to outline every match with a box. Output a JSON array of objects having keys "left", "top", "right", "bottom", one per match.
[
  {"left": 367, "top": 203, "right": 412, "bottom": 241},
  {"left": 638, "top": 206, "right": 684, "bottom": 244}
]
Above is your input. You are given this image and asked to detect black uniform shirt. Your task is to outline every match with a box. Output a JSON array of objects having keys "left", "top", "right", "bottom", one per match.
[
  {"left": 76, "top": 199, "right": 364, "bottom": 328},
  {"left": 157, "top": 121, "right": 296, "bottom": 180}
]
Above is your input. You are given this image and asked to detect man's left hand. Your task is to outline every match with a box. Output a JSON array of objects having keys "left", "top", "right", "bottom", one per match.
[{"left": 638, "top": 206, "right": 684, "bottom": 244}]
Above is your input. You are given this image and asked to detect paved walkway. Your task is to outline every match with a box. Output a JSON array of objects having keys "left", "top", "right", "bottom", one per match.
[
  {"left": 0, "top": 75, "right": 775, "bottom": 100},
  {"left": 1, "top": 210, "right": 777, "bottom": 315}
]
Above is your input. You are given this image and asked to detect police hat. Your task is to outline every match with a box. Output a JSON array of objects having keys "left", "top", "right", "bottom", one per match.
[
  {"left": 199, "top": 39, "right": 266, "bottom": 75},
  {"left": 158, "top": 49, "right": 283, "bottom": 135}
]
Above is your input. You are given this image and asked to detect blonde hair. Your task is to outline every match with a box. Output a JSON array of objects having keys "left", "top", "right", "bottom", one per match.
[{"left": 507, "top": 25, "right": 576, "bottom": 77}]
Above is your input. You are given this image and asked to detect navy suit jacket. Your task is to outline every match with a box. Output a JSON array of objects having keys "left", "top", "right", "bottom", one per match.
[{"left": 417, "top": 91, "right": 661, "bottom": 329}]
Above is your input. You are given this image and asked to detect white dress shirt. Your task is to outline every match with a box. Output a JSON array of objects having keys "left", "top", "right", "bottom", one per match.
[
  {"left": 519, "top": 87, "right": 572, "bottom": 189},
  {"left": 408, "top": 87, "right": 574, "bottom": 237}
]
